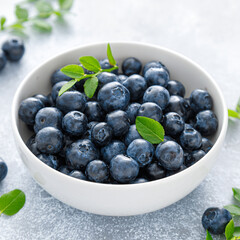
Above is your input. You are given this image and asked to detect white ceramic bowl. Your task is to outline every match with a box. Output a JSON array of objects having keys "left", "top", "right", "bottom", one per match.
[{"left": 12, "top": 42, "right": 228, "bottom": 216}]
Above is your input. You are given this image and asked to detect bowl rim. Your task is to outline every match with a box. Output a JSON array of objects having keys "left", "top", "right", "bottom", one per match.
[{"left": 11, "top": 41, "right": 228, "bottom": 189}]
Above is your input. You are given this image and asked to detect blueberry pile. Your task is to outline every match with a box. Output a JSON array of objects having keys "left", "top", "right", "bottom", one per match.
[
  {"left": 18, "top": 56, "right": 218, "bottom": 184},
  {"left": 0, "top": 38, "right": 25, "bottom": 71}
]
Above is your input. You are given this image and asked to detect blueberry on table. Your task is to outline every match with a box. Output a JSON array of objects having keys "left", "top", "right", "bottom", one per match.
[
  {"left": 190, "top": 89, "right": 213, "bottom": 113},
  {"left": 97, "top": 82, "right": 130, "bottom": 112},
  {"left": 155, "top": 141, "right": 184, "bottom": 170},
  {"left": 131, "top": 178, "right": 148, "bottom": 184},
  {"left": 2, "top": 38, "right": 25, "bottom": 61},
  {"left": 101, "top": 140, "right": 126, "bottom": 163},
  {"left": 35, "top": 127, "right": 64, "bottom": 154},
  {"left": 110, "top": 155, "right": 139, "bottom": 183},
  {"left": 66, "top": 139, "right": 99, "bottom": 169},
  {"left": 127, "top": 139, "right": 154, "bottom": 167},
  {"left": 106, "top": 110, "right": 130, "bottom": 137},
  {"left": 195, "top": 110, "right": 218, "bottom": 136},
  {"left": 117, "top": 74, "right": 128, "bottom": 84},
  {"left": 51, "top": 68, "right": 72, "bottom": 86},
  {"left": 18, "top": 97, "right": 44, "bottom": 125},
  {"left": 166, "top": 165, "right": 187, "bottom": 177},
  {"left": 124, "top": 124, "right": 142, "bottom": 146},
  {"left": 143, "top": 85, "right": 170, "bottom": 110},
  {"left": 0, "top": 50, "right": 7, "bottom": 71},
  {"left": 99, "top": 58, "right": 118, "bottom": 74},
  {"left": 185, "top": 150, "right": 205, "bottom": 167},
  {"left": 84, "top": 101, "right": 104, "bottom": 122},
  {"left": 0, "top": 157, "right": 8, "bottom": 182},
  {"left": 144, "top": 67, "right": 169, "bottom": 88},
  {"left": 145, "top": 162, "right": 166, "bottom": 180},
  {"left": 122, "top": 57, "right": 142, "bottom": 76},
  {"left": 56, "top": 91, "right": 86, "bottom": 114},
  {"left": 201, "top": 137, "right": 213, "bottom": 153},
  {"left": 142, "top": 60, "right": 169, "bottom": 76},
  {"left": 126, "top": 103, "right": 141, "bottom": 124},
  {"left": 91, "top": 122, "right": 113, "bottom": 146},
  {"left": 162, "top": 112, "right": 184, "bottom": 137},
  {"left": 37, "top": 154, "right": 61, "bottom": 169},
  {"left": 97, "top": 72, "right": 118, "bottom": 88},
  {"left": 68, "top": 170, "right": 87, "bottom": 180},
  {"left": 26, "top": 135, "right": 41, "bottom": 156},
  {"left": 167, "top": 80, "right": 185, "bottom": 97},
  {"left": 85, "top": 160, "right": 109, "bottom": 183},
  {"left": 122, "top": 74, "right": 147, "bottom": 101},
  {"left": 179, "top": 124, "right": 202, "bottom": 150},
  {"left": 33, "top": 94, "right": 50, "bottom": 107},
  {"left": 62, "top": 111, "right": 88, "bottom": 137},
  {"left": 34, "top": 107, "right": 63, "bottom": 133},
  {"left": 202, "top": 208, "right": 232, "bottom": 234},
  {"left": 137, "top": 102, "right": 163, "bottom": 122}
]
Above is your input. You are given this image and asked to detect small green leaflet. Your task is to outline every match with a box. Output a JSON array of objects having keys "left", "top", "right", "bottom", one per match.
[
  {"left": 32, "top": 19, "right": 52, "bottom": 31},
  {"left": 58, "top": 0, "right": 73, "bottom": 10},
  {"left": 79, "top": 56, "right": 101, "bottom": 73},
  {"left": 225, "top": 219, "right": 235, "bottom": 240},
  {"left": 224, "top": 205, "right": 240, "bottom": 216},
  {"left": 61, "top": 64, "right": 84, "bottom": 78},
  {"left": 135, "top": 116, "right": 165, "bottom": 144},
  {"left": 206, "top": 230, "right": 213, "bottom": 240},
  {"left": 228, "top": 109, "right": 240, "bottom": 119},
  {"left": 15, "top": 5, "right": 28, "bottom": 21},
  {"left": 58, "top": 79, "right": 77, "bottom": 96},
  {"left": 84, "top": 77, "right": 98, "bottom": 98},
  {"left": 107, "top": 43, "right": 117, "bottom": 66},
  {"left": 36, "top": 0, "right": 54, "bottom": 18},
  {"left": 233, "top": 188, "right": 240, "bottom": 202},
  {"left": 0, "top": 189, "right": 25, "bottom": 216},
  {"left": 0, "top": 17, "right": 6, "bottom": 30}
]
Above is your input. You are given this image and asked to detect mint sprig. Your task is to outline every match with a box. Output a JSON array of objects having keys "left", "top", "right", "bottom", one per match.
[
  {"left": 58, "top": 43, "right": 118, "bottom": 98},
  {"left": 225, "top": 219, "right": 235, "bottom": 240},
  {"left": 228, "top": 98, "right": 240, "bottom": 119},
  {"left": 206, "top": 230, "right": 213, "bottom": 240}
]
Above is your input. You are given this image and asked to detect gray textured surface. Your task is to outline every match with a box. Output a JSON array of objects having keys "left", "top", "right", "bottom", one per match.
[{"left": 0, "top": 0, "right": 240, "bottom": 239}]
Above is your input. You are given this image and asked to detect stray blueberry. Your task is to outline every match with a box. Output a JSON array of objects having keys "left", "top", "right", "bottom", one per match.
[
  {"left": 0, "top": 50, "right": 7, "bottom": 71},
  {"left": 122, "top": 57, "right": 142, "bottom": 76},
  {"left": 0, "top": 157, "right": 8, "bottom": 182},
  {"left": 2, "top": 38, "right": 25, "bottom": 61}
]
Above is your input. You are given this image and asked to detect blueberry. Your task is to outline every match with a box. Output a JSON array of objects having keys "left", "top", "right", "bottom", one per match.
[
  {"left": 34, "top": 107, "right": 63, "bottom": 133},
  {"left": 26, "top": 135, "right": 41, "bottom": 155},
  {"left": 124, "top": 124, "right": 142, "bottom": 146},
  {"left": 101, "top": 140, "right": 126, "bottom": 163},
  {"left": 202, "top": 208, "right": 232, "bottom": 234},
  {"left": 85, "top": 160, "right": 109, "bottom": 183},
  {"left": 68, "top": 170, "right": 87, "bottom": 180},
  {"left": 190, "top": 89, "right": 213, "bottom": 113},
  {"left": 127, "top": 139, "right": 154, "bottom": 167},
  {"left": 166, "top": 165, "right": 187, "bottom": 177},
  {"left": 195, "top": 110, "right": 218, "bottom": 136},
  {"left": 91, "top": 122, "right": 113, "bottom": 146},
  {"left": 99, "top": 58, "right": 118, "bottom": 74},
  {"left": 84, "top": 101, "right": 104, "bottom": 122},
  {"left": 18, "top": 97, "right": 44, "bottom": 125},
  {"left": 122, "top": 57, "right": 142, "bottom": 76},
  {"left": 143, "top": 86, "right": 170, "bottom": 110},
  {"left": 97, "top": 82, "right": 130, "bottom": 112},
  {"left": 131, "top": 178, "right": 148, "bottom": 184},
  {"left": 58, "top": 165, "right": 71, "bottom": 175},
  {"left": 145, "top": 162, "right": 166, "bottom": 180},
  {"left": 37, "top": 154, "right": 61, "bottom": 169},
  {"left": 201, "top": 137, "right": 213, "bottom": 153},
  {"left": 185, "top": 150, "right": 205, "bottom": 167},
  {"left": 47, "top": 93, "right": 54, "bottom": 107},
  {"left": 33, "top": 94, "right": 50, "bottom": 107},
  {"left": 155, "top": 141, "right": 184, "bottom": 170},
  {"left": 137, "top": 102, "right": 163, "bottom": 122},
  {"left": 142, "top": 61, "right": 169, "bottom": 76},
  {"left": 2, "top": 38, "right": 25, "bottom": 61},
  {"left": 97, "top": 72, "right": 118, "bottom": 88},
  {"left": 144, "top": 68, "right": 169, "bottom": 87},
  {"left": 81, "top": 121, "right": 99, "bottom": 140},
  {"left": 162, "top": 112, "right": 184, "bottom": 136},
  {"left": 56, "top": 91, "right": 86, "bottom": 114},
  {"left": 167, "top": 80, "right": 185, "bottom": 97},
  {"left": 106, "top": 110, "right": 130, "bottom": 137},
  {"left": 0, "top": 157, "right": 8, "bottom": 182},
  {"left": 122, "top": 74, "right": 147, "bottom": 101},
  {"left": 36, "top": 127, "right": 64, "bottom": 154},
  {"left": 166, "top": 95, "right": 191, "bottom": 121},
  {"left": 58, "top": 135, "right": 75, "bottom": 158},
  {"left": 179, "top": 124, "right": 202, "bottom": 150},
  {"left": 51, "top": 68, "right": 72, "bottom": 86},
  {"left": 62, "top": 111, "right": 88, "bottom": 137},
  {"left": 66, "top": 139, "right": 99, "bottom": 169},
  {"left": 126, "top": 103, "right": 141, "bottom": 124},
  {"left": 0, "top": 50, "right": 7, "bottom": 71},
  {"left": 110, "top": 155, "right": 139, "bottom": 183},
  {"left": 117, "top": 74, "right": 128, "bottom": 84}
]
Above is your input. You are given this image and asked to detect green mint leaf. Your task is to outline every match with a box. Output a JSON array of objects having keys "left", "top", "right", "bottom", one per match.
[
  {"left": 228, "top": 109, "right": 240, "bottom": 119},
  {"left": 233, "top": 188, "right": 240, "bottom": 202},
  {"left": 234, "top": 227, "right": 240, "bottom": 237},
  {"left": 107, "top": 43, "right": 117, "bottom": 66},
  {"left": 102, "top": 66, "right": 118, "bottom": 73},
  {"left": 0, "top": 189, "right": 26, "bottom": 216},
  {"left": 36, "top": 0, "right": 54, "bottom": 18},
  {"left": 58, "top": 0, "right": 73, "bottom": 10},
  {"left": 135, "top": 116, "right": 165, "bottom": 144},
  {"left": 79, "top": 56, "right": 101, "bottom": 73},
  {"left": 32, "top": 19, "right": 52, "bottom": 31},
  {"left": 84, "top": 77, "right": 98, "bottom": 98},
  {"left": 53, "top": 11, "right": 62, "bottom": 17},
  {"left": 61, "top": 64, "right": 84, "bottom": 78},
  {"left": 236, "top": 97, "right": 240, "bottom": 113},
  {"left": 224, "top": 205, "right": 240, "bottom": 216},
  {"left": 206, "top": 230, "right": 213, "bottom": 240},
  {"left": 10, "top": 23, "right": 25, "bottom": 30},
  {"left": 58, "top": 79, "right": 78, "bottom": 96},
  {"left": 15, "top": 5, "right": 29, "bottom": 21},
  {"left": 1, "top": 17, "right": 6, "bottom": 30},
  {"left": 226, "top": 219, "right": 235, "bottom": 240}
]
